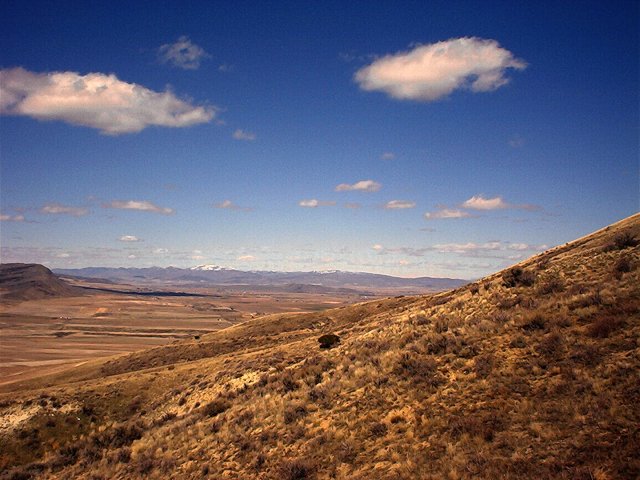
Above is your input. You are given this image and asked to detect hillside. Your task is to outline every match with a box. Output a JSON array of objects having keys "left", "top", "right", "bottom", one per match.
[
  {"left": 1, "top": 214, "right": 639, "bottom": 479},
  {"left": 0, "top": 263, "right": 83, "bottom": 301}
]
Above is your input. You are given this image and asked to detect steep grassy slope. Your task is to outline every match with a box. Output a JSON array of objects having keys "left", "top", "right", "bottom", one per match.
[{"left": 1, "top": 214, "right": 639, "bottom": 479}]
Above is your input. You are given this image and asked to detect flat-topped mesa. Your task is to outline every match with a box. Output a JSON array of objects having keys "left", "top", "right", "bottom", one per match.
[{"left": 0, "top": 263, "right": 83, "bottom": 301}]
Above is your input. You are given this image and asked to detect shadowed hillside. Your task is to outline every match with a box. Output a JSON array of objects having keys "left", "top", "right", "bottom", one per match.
[
  {"left": 0, "top": 264, "right": 83, "bottom": 301},
  {"left": 1, "top": 214, "right": 638, "bottom": 479}
]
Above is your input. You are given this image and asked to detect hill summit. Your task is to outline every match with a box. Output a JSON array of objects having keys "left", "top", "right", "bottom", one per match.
[
  {"left": 0, "top": 263, "right": 82, "bottom": 301},
  {"left": 1, "top": 214, "right": 639, "bottom": 479}
]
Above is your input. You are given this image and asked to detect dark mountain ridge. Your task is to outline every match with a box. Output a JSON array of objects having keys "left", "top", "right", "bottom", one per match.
[{"left": 53, "top": 265, "right": 466, "bottom": 292}]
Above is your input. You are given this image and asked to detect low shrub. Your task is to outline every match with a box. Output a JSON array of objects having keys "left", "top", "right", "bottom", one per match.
[
  {"left": 587, "top": 317, "right": 624, "bottom": 338},
  {"left": 520, "top": 314, "right": 546, "bottom": 332},
  {"left": 473, "top": 354, "right": 495, "bottom": 378},
  {"left": 318, "top": 333, "right": 340, "bottom": 349},
  {"left": 536, "top": 273, "right": 565, "bottom": 295},
  {"left": 283, "top": 403, "right": 307, "bottom": 424},
  {"left": 613, "top": 256, "right": 633, "bottom": 278},
  {"left": 281, "top": 373, "right": 299, "bottom": 392},
  {"left": 502, "top": 267, "right": 536, "bottom": 288},
  {"left": 536, "top": 331, "right": 565, "bottom": 359},
  {"left": 278, "top": 458, "right": 316, "bottom": 480},
  {"left": 369, "top": 422, "right": 388, "bottom": 438},
  {"left": 203, "top": 399, "right": 230, "bottom": 418},
  {"left": 510, "top": 335, "right": 527, "bottom": 348},
  {"left": 613, "top": 232, "right": 638, "bottom": 250},
  {"left": 393, "top": 352, "right": 441, "bottom": 387}
]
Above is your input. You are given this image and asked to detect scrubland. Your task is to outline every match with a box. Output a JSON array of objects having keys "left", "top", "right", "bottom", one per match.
[{"left": 1, "top": 214, "right": 638, "bottom": 479}]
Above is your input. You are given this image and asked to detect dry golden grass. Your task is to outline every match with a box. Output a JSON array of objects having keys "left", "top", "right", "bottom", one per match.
[{"left": 1, "top": 213, "right": 639, "bottom": 479}]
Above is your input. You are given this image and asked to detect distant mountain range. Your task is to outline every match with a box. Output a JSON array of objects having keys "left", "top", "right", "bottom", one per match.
[{"left": 53, "top": 265, "right": 466, "bottom": 293}]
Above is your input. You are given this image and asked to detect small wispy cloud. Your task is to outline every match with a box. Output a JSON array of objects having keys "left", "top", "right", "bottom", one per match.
[
  {"left": 298, "top": 199, "right": 336, "bottom": 208},
  {"left": 158, "top": 36, "right": 211, "bottom": 70},
  {"left": 355, "top": 37, "right": 526, "bottom": 101},
  {"left": 105, "top": 200, "right": 174, "bottom": 215},
  {"left": 381, "top": 152, "right": 395, "bottom": 160},
  {"left": 372, "top": 244, "right": 384, "bottom": 251},
  {"left": 461, "top": 194, "right": 541, "bottom": 211},
  {"left": 0, "top": 67, "right": 215, "bottom": 134},
  {"left": 40, "top": 203, "right": 88, "bottom": 216},
  {"left": 344, "top": 202, "right": 362, "bottom": 209},
  {"left": 461, "top": 195, "right": 509, "bottom": 210},
  {"left": 424, "top": 208, "right": 475, "bottom": 219},
  {"left": 335, "top": 179, "right": 381, "bottom": 192},
  {"left": 432, "top": 242, "right": 502, "bottom": 254},
  {"left": 384, "top": 200, "right": 416, "bottom": 210},
  {"left": 119, "top": 235, "right": 140, "bottom": 242},
  {"left": 0, "top": 213, "right": 25, "bottom": 222},
  {"left": 431, "top": 241, "right": 547, "bottom": 257},
  {"left": 232, "top": 129, "right": 256, "bottom": 141},
  {"left": 213, "top": 200, "right": 252, "bottom": 212},
  {"left": 237, "top": 255, "right": 256, "bottom": 261},
  {"left": 191, "top": 249, "right": 205, "bottom": 260}
]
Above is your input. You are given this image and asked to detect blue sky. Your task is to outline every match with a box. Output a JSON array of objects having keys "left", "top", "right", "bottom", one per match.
[{"left": 1, "top": 0, "right": 638, "bottom": 279}]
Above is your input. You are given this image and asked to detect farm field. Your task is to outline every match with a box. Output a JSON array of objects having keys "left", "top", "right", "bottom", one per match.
[{"left": 0, "top": 286, "right": 365, "bottom": 387}]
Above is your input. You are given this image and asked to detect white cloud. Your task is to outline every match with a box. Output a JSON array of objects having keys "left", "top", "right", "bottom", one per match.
[
  {"left": 433, "top": 242, "right": 501, "bottom": 254},
  {"left": 154, "top": 248, "right": 169, "bottom": 254},
  {"left": 105, "top": 200, "right": 174, "bottom": 215},
  {"left": 119, "top": 235, "right": 140, "bottom": 242},
  {"left": 372, "top": 244, "right": 384, "bottom": 251},
  {"left": 354, "top": 37, "right": 526, "bottom": 101},
  {"left": 299, "top": 199, "right": 319, "bottom": 208},
  {"left": 232, "top": 129, "right": 256, "bottom": 141},
  {"left": 0, "top": 67, "right": 214, "bottom": 134},
  {"left": 384, "top": 200, "right": 416, "bottom": 209},
  {"left": 335, "top": 179, "right": 381, "bottom": 192},
  {"left": 40, "top": 203, "right": 88, "bottom": 216},
  {"left": 0, "top": 214, "right": 25, "bottom": 222},
  {"left": 237, "top": 255, "right": 256, "bottom": 261},
  {"left": 158, "top": 36, "right": 210, "bottom": 70},
  {"left": 214, "top": 200, "right": 251, "bottom": 211},
  {"left": 424, "top": 208, "right": 474, "bottom": 219},
  {"left": 56, "top": 252, "right": 71, "bottom": 258},
  {"left": 461, "top": 194, "right": 541, "bottom": 211},
  {"left": 299, "top": 199, "right": 336, "bottom": 208},
  {"left": 507, "top": 242, "right": 548, "bottom": 251},
  {"left": 461, "top": 195, "right": 509, "bottom": 210},
  {"left": 344, "top": 202, "right": 362, "bottom": 209},
  {"left": 381, "top": 152, "right": 395, "bottom": 160}
]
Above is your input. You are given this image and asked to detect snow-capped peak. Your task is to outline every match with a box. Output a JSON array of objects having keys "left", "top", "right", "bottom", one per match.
[{"left": 190, "top": 264, "right": 228, "bottom": 271}]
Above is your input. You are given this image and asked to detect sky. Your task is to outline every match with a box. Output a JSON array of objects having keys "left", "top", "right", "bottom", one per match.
[{"left": 1, "top": 0, "right": 638, "bottom": 279}]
